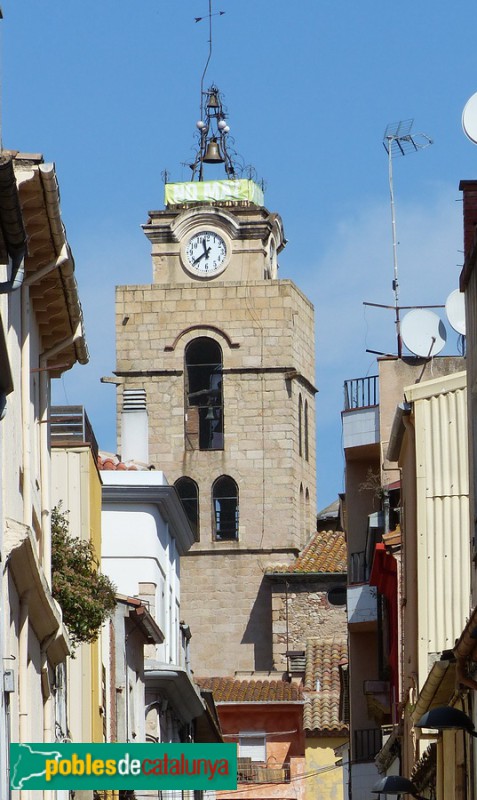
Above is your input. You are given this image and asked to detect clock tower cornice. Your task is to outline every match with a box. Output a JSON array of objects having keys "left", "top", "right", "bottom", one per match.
[{"left": 143, "top": 203, "right": 285, "bottom": 248}]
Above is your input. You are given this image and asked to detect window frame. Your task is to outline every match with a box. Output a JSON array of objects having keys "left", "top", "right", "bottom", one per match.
[
  {"left": 184, "top": 337, "right": 224, "bottom": 452},
  {"left": 238, "top": 732, "right": 267, "bottom": 762},
  {"left": 174, "top": 476, "right": 200, "bottom": 540},
  {"left": 212, "top": 475, "right": 239, "bottom": 541}
]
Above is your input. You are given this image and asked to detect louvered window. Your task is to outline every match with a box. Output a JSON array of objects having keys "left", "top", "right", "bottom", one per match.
[{"left": 239, "top": 733, "right": 266, "bottom": 762}]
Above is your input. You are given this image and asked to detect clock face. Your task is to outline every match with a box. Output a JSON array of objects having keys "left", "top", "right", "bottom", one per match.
[{"left": 185, "top": 230, "right": 228, "bottom": 276}]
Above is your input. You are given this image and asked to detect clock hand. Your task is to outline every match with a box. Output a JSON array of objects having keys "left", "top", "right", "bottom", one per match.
[{"left": 192, "top": 251, "right": 205, "bottom": 266}]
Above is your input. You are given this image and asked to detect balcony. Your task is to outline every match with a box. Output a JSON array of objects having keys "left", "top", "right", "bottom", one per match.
[
  {"left": 50, "top": 405, "right": 98, "bottom": 461},
  {"left": 347, "top": 583, "right": 377, "bottom": 626},
  {"left": 237, "top": 759, "right": 291, "bottom": 784},
  {"left": 344, "top": 376, "right": 379, "bottom": 410},
  {"left": 354, "top": 728, "right": 382, "bottom": 763},
  {"left": 342, "top": 375, "right": 379, "bottom": 450}
]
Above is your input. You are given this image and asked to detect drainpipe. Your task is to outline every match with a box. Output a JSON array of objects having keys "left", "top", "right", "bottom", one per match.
[
  {"left": 383, "top": 488, "right": 390, "bottom": 536},
  {"left": 40, "top": 633, "right": 56, "bottom": 744},
  {"left": 18, "top": 247, "right": 72, "bottom": 576},
  {"left": 180, "top": 623, "right": 192, "bottom": 673},
  {"left": 18, "top": 590, "right": 31, "bottom": 743},
  {"left": 21, "top": 284, "right": 32, "bottom": 529},
  {"left": 39, "top": 325, "right": 83, "bottom": 585},
  {"left": 0, "top": 251, "right": 25, "bottom": 294},
  {"left": 20, "top": 252, "right": 68, "bottom": 531}
]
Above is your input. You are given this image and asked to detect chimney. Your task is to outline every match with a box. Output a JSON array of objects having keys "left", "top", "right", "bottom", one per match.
[
  {"left": 121, "top": 388, "right": 149, "bottom": 465},
  {"left": 459, "top": 180, "right": 477, "bottom": 290}
]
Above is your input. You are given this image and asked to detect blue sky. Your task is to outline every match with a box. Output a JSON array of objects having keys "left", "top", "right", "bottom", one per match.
[{"left": 3, "top": 1, "right": 476, "bottom": 508}]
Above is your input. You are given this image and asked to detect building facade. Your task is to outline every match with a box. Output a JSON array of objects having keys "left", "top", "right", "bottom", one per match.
[
  {"left": 0, "top": 152, "right": 87, "bottom": 797},
  {"left": 100, "top": 459, "right": 206, "bottom": 743},
  {"left": 113, "top": 177, "right": 317, "bottom": 676},
  {"left": 341, "top": 355, "right": 464, "bottom": 800}
]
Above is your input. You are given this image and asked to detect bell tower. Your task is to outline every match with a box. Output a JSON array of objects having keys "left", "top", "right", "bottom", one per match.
[{"left": 115, "top": 81, "right": 317, "bottom": 675}]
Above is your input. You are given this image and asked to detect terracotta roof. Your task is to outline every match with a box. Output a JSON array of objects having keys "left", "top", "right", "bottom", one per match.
[
  {"left": 14, "top": 156, "right": 88, "bottom": 373},
  {"left": 266, "top": 529, "right": 347, "bottom": 574},
  {"left": 303, "top": 638, "right": 348, "bottom": 735},
  {"left": 97, "top": 452, "right": 148, "bottom": 471},
  {"left": 196, "top": 677, "right": 303, "bottom": 703}
]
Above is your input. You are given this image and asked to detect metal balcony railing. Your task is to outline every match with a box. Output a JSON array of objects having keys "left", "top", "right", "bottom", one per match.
[
  {"left": 354, "top": 728, "right": 382, "bottom": 762},
  {"left": 237, "top": 759, "right": 291, "bottom": 784},
  {"left": 50, "top": 405, "right": 99, "bottom": 462},
  {"left": 344, "top": 376, "right": 379, "bottom": 411}
]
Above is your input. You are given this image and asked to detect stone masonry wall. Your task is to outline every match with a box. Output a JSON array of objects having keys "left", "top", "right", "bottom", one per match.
[
  {"left": 271, "top": 580, "right": 347, "bottom": 670},
  {"left": 181, "top": 551, "right": 277, "bottom": 676},
  {"left": 115, "top": 280, "right": 316, "bottom": 552},
  {"left": 116, "top": 277, "right": 317, "bottom": 675}
]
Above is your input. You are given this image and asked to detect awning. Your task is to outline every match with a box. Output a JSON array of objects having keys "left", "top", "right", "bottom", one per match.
[{"left": 411, "top": 660, "right": 456, "bottom": 724}]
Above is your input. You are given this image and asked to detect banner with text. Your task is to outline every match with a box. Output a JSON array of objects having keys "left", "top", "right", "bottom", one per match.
[
  {"left": 165, "top": 179, "right": 264, "bottom": 206},
  {"left": 10, "top": 742, "right": 237, "bottom": 791}
]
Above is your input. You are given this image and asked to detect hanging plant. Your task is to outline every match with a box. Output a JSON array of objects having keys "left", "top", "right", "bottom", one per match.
[{"left": 51, "top": 506, "right": 116, "bottom": 648}]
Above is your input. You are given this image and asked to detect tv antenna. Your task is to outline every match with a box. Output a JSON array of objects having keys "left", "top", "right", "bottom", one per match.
[
  {"left": 184, "top": 2, "right": 253, "bottom": 183},
  {"left": 195, "top": 1, "right": 225, "bottom": 122},
  {"left": 382, "top": 120, "right": 433, "bottom": 355}
]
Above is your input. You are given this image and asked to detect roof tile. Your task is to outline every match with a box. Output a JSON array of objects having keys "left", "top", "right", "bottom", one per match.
[
  {"left": 196, "top": 677, "right": 303, "bottom": 703},
  {"left": 303, "top": 638, "right": 348, "bottom": 735},
  {"left": 266, "top": 529, "right": 347, "bottom": 574},
  {"left": 97, "top": 452, "right": 147, "bottom": 471}
]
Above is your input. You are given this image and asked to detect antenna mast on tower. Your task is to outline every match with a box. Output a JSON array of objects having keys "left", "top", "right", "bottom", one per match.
[
  {"left": 383, "top": 120, "right": 432, "bottom": 356},
  {"left": 190, "top": 2, "right": 245, "bottom": 181}
]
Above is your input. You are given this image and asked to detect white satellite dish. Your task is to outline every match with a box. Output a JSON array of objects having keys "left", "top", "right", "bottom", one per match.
[
  {"left": 445, "top": 289, "right": 466, "bottom": 335},
  {"left": 401, "top": 309, "right": 447, "bottom": 357},
  {"left": 463, "top": 93, "right": 477, "bottom": 144}
]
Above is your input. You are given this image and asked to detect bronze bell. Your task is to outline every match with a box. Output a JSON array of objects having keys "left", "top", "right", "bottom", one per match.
[
  {"left": 203, "top": 138, "right": 224, "bottom": 164},
  {"left": 207, "top": 91, "right": 219, "bottom": 109}
]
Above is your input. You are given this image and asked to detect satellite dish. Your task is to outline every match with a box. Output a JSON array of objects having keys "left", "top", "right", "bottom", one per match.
[
  {"left": 463, "top": 93, "right": 477, "bottom": 144},
  {"left": 401, "top": 309, "right": 447, "bottom": 357},
  {"left": 445, "top": 289, "right": 466, "bottom": 335}
]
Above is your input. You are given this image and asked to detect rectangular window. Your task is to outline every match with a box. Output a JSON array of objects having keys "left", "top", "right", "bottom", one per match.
[{"left": 238, "top": 733, "right": 266, "bottom": 762}]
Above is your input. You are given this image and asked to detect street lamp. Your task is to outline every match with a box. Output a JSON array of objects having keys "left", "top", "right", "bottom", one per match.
[
  {"left": 415, "top": 706, "right": 477, "bottom": 738},
  {"left": 372, "top": 775, "right": 427, "bottom": 800}
]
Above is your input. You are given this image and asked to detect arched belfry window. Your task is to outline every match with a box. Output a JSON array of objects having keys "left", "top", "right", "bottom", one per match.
[
  {"left": 213, "top": 475, "right": 239, "bottom": 541},
  {"left": 299, "top": 483, "right": 304, "bottom": 539},
  {"left": 174, "top": 477, "right": 199, "bottom": 540},
  {"left": 304, "top": 399, "right": 309, "bottom": 462},
  {"left": 185, "top": 338, "right": 223, "bottom": 451},
  {"left": 298, "top": 394, "right": 303, "bottom": 457}
]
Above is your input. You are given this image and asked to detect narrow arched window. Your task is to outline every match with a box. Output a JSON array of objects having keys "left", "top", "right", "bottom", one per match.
[
  {"left": 213, "top": 475, "right": 239, "bottom": 541},
  {"left": 299, "top": 483, "right": 304, "bottom": 539},
  {"left": 305, "top": 487, "right": 310, "bottom": 536},
  {"left": 304, "top": 399, "right": 309, "bottom": 462},
  {"left": 298, "top": 394, "right": 303, "bottom": 457},
  {"left": 174, "top": 477, "right": 199, "bottom": 540},
  {"left": 185, "top": 338, "right": 223, "bottom": 451}
]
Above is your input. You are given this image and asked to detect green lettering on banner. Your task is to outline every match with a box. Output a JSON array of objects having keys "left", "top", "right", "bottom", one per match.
[
  {"left": 164, "top": 179, "right": 264, "bottom": 207},
  {"left": 10, "top": 742, "right": 237, "bottom": 791}
]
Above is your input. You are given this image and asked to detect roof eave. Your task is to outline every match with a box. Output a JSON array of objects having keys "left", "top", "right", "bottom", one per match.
[{"left": 15, "top": 157, "right": 88, "bottom": 374}]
